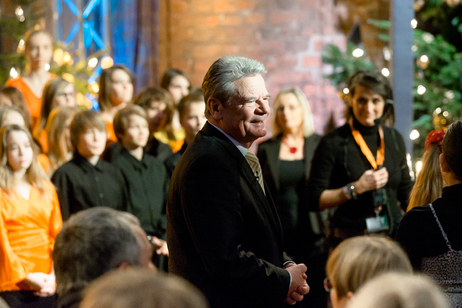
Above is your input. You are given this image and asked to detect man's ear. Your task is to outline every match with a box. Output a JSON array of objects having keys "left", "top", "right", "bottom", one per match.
[
  {"left": 117, "top": 262, "right": 130, "bottom": 270},
  {"left": 208, "top": 97, "right": 223, "bottom": 121}
]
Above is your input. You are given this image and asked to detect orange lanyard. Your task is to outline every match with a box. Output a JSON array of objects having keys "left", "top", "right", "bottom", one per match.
[{"left": 348, "top": 119, "right": 385, "bottom": 170}]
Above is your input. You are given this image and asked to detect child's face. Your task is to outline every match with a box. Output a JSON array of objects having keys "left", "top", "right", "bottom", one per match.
[
  {"left": 110, "top": 69, "right": 133, "bottom": 106},
  {"left": 180, "top": 102, "right": 206, "bottom": 140},
  {"left": 120, "top": 114, "right": 150, "bottom": 150},
  {"left": 76, "top": 127, "right": 107, "bottom": 159},
  {"left": 146, "top": 100, "right": 167, "bottom": 133},
  {"left": 168, "top": 75, "right": 190, "bottom": 105},
  {"left": 6, "top": 130, "right": 33, "bottom": 172},
  {"left": 53, "top": 83, "right": 76, "bottom": 108}
]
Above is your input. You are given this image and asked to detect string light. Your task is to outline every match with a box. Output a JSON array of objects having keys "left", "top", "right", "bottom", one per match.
[
  {"left": 417, "top": 85, "right": 426, "bottom": 95},
  {"left": 15, "top": 6, "right": 25, "bottom": 22},
  {"left": 44, "top": 63, "right": 50, "bottom": 71},
  {"left": 343, "top": 88, "right": 349, "bottom": 95},
  {"left": 9, "top": 68, "right": 18, "bottom": 79},
  {"left": 383, "top": 47, "right": 391, "bottom": 61},
  {"left": 352, "top": 48, "right": 364, "bottom": 58},
  {"left": 412, "top": 45, "right": 418, "bottom": 52},
  {"left": 15, "top": 6, "right": 23, "bottom": 17},
  {"left": 100, "top": 56, "right": 114, "bottom": 69},
  {"left": 381, "top": 68, "right": 390, "bottom": 77},
  {"left": 445, "top": 91, "right": 455, "bottom": 100},
  {"left": 417, "top": 54, "right": 430, "bottom": 69},
  {"left": 63, "top": 52, "right": 72, "bottom": 63},
  {"left": 17, "top": 39, "right": 25, "bottom": 53},
  {"left": 415, "top": 161, "right": 422, "bottom": 174},
  {"left": 88, "top": 58, "right": 98, "bottom": 68},
  {"left": 63, "top": 73, "right": 75, "bottom": 82},
  {"left": 90, "top": 82, "right": 99, "bottom": 93},
  {"left": 422, "top": 33, "right": 434, "bottom": 43},
  {"left": 411, "top": 19, "right": 418, "bottom": 29},
  {"left": 410, "top": 129, "right": 420, "bottom": 140}
]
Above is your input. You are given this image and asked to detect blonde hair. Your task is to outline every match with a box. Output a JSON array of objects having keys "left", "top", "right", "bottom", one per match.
[
  {"left": 270, "top": 88, "right": 314, "bottom": 137},
  {"left": 113, "top": 105, "right": 148, "bottom": 142},
  {"left": 0, "top": 125, "right": 49, "bottom": 193},
  {"left": 0, "top": 87, "right": 32, "bottom": 128},
  {"left": 326, "top": 235, "right": 412, "bottom": 299},
  {"left": 46, "top": 106, "right": 78, "bottom": 175},
  {"left": 35, "top": 77, "right": 75, "bottom": 138},
  {"left": 347, "top": 273, "right": 449, "bottom": 308},
  {"left": 407, "top": 144, "right": 442, "bottom": 211},
  {"left": 0, "top": 105, "right": 31, "bottom": 132}
]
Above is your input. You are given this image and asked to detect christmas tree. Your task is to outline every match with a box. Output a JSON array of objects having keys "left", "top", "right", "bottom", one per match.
[{"left": 321, "top": 0, "right": 462, "bottom": 158}]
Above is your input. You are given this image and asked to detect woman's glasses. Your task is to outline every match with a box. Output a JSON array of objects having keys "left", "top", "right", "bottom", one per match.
[{"left": 323, "top": 277, "right": 333, "bottom": 292}]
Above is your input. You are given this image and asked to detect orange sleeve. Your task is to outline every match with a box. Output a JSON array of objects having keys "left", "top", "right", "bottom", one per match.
[
  {"left": 0, "top": 197, "right": 31, "bottom": 289},
  {"left": 5, "top": 78, "right": 41, "bottom": 121},
  {"left": 46, "top": 183, "right": 62, "bottom": 254},
  {"left": 37, "top": 129, "right": 48, "bottom": 153},
  {"left": 105, "top": 119, "right": 117, "bottom": 143}
]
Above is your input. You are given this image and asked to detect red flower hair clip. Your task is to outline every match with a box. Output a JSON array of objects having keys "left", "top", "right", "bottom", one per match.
[{"left": 424, "top": 129, "right": 446, "bottom": 152}]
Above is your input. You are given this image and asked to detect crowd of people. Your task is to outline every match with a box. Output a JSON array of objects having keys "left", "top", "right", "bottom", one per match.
[{"left": 0, "top": 28, "right": 460, "bottom": 308}]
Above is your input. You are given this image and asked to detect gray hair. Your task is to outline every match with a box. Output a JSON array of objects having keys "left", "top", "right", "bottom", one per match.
[
  {"left": 270, "top": 88, "right": 315, "bottom": 137},
  {"left": 202, "top": 56, "right": 267, "bottom": 117},
  {"left": 53, "top": 207, "right": 142, "bottom": 296},
  {"left": 80, "top": 270, "right": 209, "bottom": 308}
]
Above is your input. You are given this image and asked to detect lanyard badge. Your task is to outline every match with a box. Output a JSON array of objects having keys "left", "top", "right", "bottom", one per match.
[{"left": 349, "top": 119, "right": 389, "bottom": 233}]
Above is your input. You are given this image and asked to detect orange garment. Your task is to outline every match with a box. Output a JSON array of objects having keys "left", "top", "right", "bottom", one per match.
[
  {"left": 36, "top": 129, "right": 48, "bottom": 154},
  {"left": 104, "top": 118, "right": 117, "bottom": 144},
  {"left": 6, "top": 75, "right": 56, "bottom": 124},
  {"left": 0, "top": 181, "right": 62, "bottom": 291},
  {"left": 154, "top": 129, "right": 185, "bottom": 153}
]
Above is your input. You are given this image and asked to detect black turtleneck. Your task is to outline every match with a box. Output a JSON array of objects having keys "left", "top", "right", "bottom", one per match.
[{"left": 351, "top": 117, "right": 380, "bottom": 158}]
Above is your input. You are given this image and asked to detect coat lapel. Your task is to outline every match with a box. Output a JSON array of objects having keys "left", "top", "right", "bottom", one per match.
[{"left": 201, "top": 123, "right": 282, "bottom": 236}]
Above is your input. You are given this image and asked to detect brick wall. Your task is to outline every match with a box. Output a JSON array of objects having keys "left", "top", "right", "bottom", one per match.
[{"left": 158, "top": 0, "right": 348, "bottom": 134}]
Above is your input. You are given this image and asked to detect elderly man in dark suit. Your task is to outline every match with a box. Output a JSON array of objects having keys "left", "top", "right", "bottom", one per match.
[{"left": 167, "top": 56, "right": 310, "bottom": 308}]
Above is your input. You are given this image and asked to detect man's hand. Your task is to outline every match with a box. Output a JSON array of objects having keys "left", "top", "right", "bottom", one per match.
[
  {"left": 151, "top": 236, "right": 169, "bottom": 256},
  {"left": 285, "top": 263, "right": 310, "bottom": 305}
]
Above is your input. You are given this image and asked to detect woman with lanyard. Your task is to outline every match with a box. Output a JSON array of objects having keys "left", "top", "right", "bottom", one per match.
[{"left": 307, "top": 70, "right": 413, "bottom": 249}]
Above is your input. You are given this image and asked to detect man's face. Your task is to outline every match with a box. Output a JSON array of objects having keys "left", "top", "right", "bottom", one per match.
[{"left": 218, "top": 74, "right": 270, "bottom": 147}]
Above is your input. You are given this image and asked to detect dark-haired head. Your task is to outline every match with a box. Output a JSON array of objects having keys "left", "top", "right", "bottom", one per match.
[
  {"left": 346, "top": 70, "right": 393, "bottom": 126},
  {"left": 98, "top": 65, "right": 134, "bottom": 111},
  {"left": 160, "top": 68, "right": 191, "bottom": 105},
  {"left": 441, "top": 119, "right": 462, "bottom": 180},
  {"left": 347, "top": 70, "right": 393, "bottom": 102}
]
